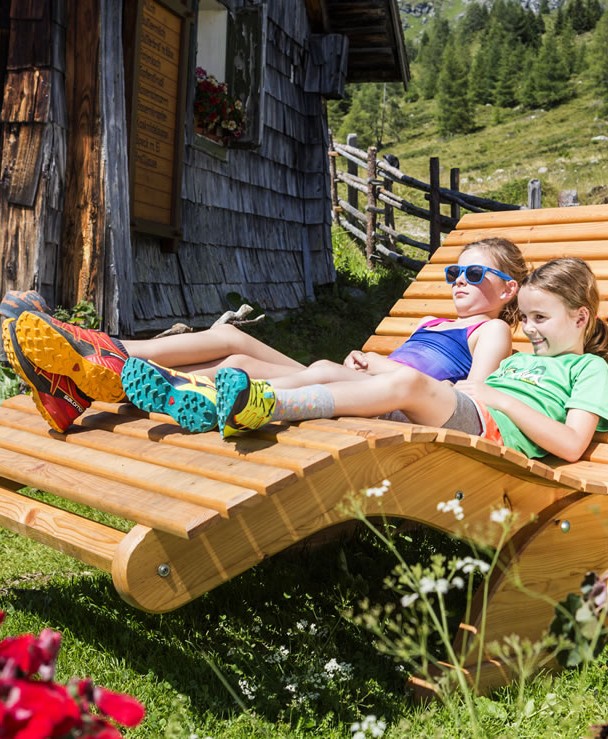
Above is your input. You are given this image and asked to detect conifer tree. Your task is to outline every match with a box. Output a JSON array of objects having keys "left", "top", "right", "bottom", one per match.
[
  {"left": 530, "top": 30, "right": 573, "bottom": 108},
  {"left": 495, "top": 44, "right": 523, "bottom": 107},
  {"left": 436, "top": 37, "right": 475, "bottom": 135},
  {"left": 469, "top": 24, "right": 505, "bottom": 104},
  {"left": 416, "top": 16, "right": 451, "bottom": 99},
  {"left": 590, "top": 11, "right": 608, "bottom": 114},
  {"left": 461, "top": 1, "right": 489, "bottom": 34}
]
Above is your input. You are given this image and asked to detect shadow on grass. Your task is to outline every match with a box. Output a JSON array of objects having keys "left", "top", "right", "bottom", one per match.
[
  {"left": 4, "top": 523, "right": 477, "bottom": 726},
  {"left": 1, "top": 527, "right": 417, "bottom": 723}
]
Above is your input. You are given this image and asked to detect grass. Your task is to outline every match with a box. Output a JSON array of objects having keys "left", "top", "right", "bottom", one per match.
[
  {"left": 3, "top": 254, "right": 608, "bottom": 733},
  {"left": 369, "top": 69, "right": 608, "bottom": 248}
]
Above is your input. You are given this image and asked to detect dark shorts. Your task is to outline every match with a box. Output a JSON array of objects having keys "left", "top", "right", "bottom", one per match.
[{"left": 443, "top": 390, "right": 503, "bottom": 443}]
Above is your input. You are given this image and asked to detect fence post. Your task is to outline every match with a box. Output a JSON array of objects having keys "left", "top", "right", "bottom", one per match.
[
  {"left": 366, "top": 145, "right": 378, "bottom": 268},
  {"left": 528, "top": 179, "right": 542, "bottom": 209},
  {"left": 383, "top": 170, "right": 396, "bottom": 251},
  {"left": 450, "top": 167, "right": 460, "bottom": 224},
  {"left": 346, "top": 133, "right": 359, "bottom": 226},
  {"left": 429, "top": 157, "right": 441, "bottom": 255},
  {"left": 328, "top": 130, "right": 340, "bottom": 225}
]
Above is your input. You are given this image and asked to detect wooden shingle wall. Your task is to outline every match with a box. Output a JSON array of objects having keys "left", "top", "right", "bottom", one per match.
[
  {"left": 131, "top": 0, "right": 335, "bottom": 334},
  {"left": 0, "top": 0, "right": 66, "bottom": 304}
]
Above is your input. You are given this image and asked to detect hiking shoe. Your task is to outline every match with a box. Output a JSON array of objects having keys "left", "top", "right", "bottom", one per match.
[
  {"left": 216, "top": 367, "right": 276, "bottom": 438},
  {"left": 15, "top": 311, "right": 128, "bottom": 403},
  {"left": 0, "top": 290, "right": 51, "bottom": 320},
  {"left": 2, "top": 318, "right": 92, "bottom": 432},
  {"left": 121, "top": 358, "right": 217, "bottom": 432}
]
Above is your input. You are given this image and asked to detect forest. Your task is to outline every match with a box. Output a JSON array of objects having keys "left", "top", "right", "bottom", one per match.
[{"left": 329, "top": 0, "right": 608, "bottom": 143}]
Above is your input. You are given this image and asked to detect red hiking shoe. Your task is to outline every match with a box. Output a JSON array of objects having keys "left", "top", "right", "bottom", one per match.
[
  {"left": 15, "top": 311, "right": 128, "bottom": 403},
  {"left": 2, "top": 318, "right": 92, "bottom": 432}
]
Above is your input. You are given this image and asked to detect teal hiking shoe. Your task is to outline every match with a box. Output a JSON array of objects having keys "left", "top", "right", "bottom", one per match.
[
  {"left": 121, "top": 358, "right": 217, "bottom": 432},
  {"left": 216, "top": 367, "right": 276, "bottom": 438}
]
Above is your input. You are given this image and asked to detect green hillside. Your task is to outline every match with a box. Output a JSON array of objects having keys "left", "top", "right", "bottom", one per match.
[{"left": 387, "top": 76, "right": 608, "bottom": 210}]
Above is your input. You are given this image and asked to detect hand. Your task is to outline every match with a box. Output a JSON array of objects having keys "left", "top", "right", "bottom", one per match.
[
  {"left": 343, "top": 350, "right": 369, "bottom": 371},
  {"left": 454, "top": 380, "right": 508, "bottom": 411}
]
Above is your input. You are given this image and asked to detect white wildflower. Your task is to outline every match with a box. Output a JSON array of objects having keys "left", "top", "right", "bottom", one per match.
[
  {"left": 238, "top": 678, "right": 257, "bottom": 700},
  {"left": 351, "top": 715, "right": 387, "bottom": 738},
  {"left": 451, "top": 576, "right": 465, "bottom": 590},
  {"left": 324, "top": 658, "right": 353, "bottom": 678},
  {"left": 490, "top": 507, "right": 511, "bottom": 524},
  {"left": 400, "top": 592, "right": 419, "bottom": 608},
  {"left": 419, "top": 576, "right": 450, "bottom": 595},
  {"left": 456, "top": 556, "right": 490, "bottom": 575},
  {"left": 436, "top": 498, "right": 464, "bottom": 520},
  {"left": 366, "top": 479, "right": 391, "bottom": 498}
]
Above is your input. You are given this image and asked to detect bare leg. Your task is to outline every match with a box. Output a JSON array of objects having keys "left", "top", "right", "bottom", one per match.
[
  {"left": 324, "top": 366, "right": 458, "bottom": 427},
  {"left": 122, "top": 324, "right": 304, "bottom": 374},
  {"left": 271, "top": 359, "right": 371, "bottom": 389}
]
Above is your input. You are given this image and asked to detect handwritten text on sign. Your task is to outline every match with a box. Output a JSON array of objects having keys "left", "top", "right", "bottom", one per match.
[{"left": 133, "top": 0, "right": 181, "bottom": 225}]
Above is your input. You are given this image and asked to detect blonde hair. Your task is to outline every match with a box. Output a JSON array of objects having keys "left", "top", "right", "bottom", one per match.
[
  {"left": 522, "top": 257, "right": 608, "bottom": 361},
  {"left": 460, "top": 237, "right": 528, "bottom": 327}
]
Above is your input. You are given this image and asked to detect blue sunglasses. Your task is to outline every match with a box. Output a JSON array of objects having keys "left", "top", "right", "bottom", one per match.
[{"left": 444, "top": 264, "right": 514, "bottom": 285}]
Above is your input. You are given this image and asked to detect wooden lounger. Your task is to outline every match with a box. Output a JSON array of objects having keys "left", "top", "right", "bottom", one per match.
[{"left": 2, "top": 203, "right": 608, "bottom": 692}]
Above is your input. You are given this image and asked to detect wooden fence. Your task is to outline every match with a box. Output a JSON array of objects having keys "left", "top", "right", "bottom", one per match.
[{"left": 329, "top": 133, "right": 537, "bottom": 271}]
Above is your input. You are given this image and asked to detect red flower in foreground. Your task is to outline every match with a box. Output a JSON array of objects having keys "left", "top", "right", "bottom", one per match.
[{"left": 0, "top": 611, "right": 145, "bottom": 737}]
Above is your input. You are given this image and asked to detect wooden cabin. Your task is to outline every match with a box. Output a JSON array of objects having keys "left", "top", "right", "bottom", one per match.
[{"left": 0, "top": 0, "right": 409, "bottom": 336}]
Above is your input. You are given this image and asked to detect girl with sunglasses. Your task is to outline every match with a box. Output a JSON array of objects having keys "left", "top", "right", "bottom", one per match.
[
  {"left": 221, "top": 237, "right": 527, "bottom": 395},
  {"left": 217, "top": 258, "right": 608, "bottom": 463}
]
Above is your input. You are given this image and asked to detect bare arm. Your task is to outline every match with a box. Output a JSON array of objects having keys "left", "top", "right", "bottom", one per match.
[
  {"left": 467, "top": 319, "right": 513, "bottom": 381},
  {"left": 455, "top": 381, "right": 598, "bottom": 462},
  {"left": 343, "top": 316, "right": 436, "bottom": 374},
  {"left": 343, "top": 350, "right": 402, "bottom": 374}
]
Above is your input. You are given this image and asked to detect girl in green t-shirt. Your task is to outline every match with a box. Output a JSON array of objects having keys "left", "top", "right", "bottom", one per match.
[{"left": 216, "top": 257, "right": 608, "bottom": 462}]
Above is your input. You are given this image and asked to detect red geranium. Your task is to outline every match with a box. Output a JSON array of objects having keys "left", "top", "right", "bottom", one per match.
[
  {"left": 0, "top": 611, "right": 145, "bottom": 737},
  {"left": 194, "top": 67, "right": 246, "bottom": 142}
]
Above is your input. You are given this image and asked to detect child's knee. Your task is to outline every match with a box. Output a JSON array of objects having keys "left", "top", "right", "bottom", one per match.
[{"left": 390, "top": 366, "right": 426, "bottom": 399}]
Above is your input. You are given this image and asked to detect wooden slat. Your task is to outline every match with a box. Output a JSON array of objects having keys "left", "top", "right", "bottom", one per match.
[
  {"left": 454, "top": 204, "right": 608, "bottom": 230},
  {"left": 437, "top": 241, "right": 608, "bottom": 264},
  {"left": 0, "top": 423, "right": 258, "bottom": 517},
  {"left": 0, "top": 442, "right": 215, "bottom": 539},
  {"left": 443, "top": 220, "right": 608, "bottom": 247},
  {"left": 5, "top": 396, "right": 348, "bottom": 478},
  {"left": 297, "top": 416, "right": 413, "bottom": 447},
  {"left": 0, "top": 405, "right": 297, "bottom": 496},
  {"left": 0, "top": 485, "right": 121, "bottom": 571}
]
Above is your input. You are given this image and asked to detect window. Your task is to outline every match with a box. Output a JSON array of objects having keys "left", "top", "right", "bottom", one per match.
[{"left": 195, "top": 0, "right": 266, "bottom": 148}]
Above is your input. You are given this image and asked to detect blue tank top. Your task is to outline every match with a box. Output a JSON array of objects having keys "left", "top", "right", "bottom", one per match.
[{"left": 387, "top": 318, "right": 486, "bottom": 383}]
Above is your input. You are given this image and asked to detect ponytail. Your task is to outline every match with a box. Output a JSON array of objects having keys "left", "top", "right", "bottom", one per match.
[{"left": 585, "top": 316, "right": 608, "bottom": 361}]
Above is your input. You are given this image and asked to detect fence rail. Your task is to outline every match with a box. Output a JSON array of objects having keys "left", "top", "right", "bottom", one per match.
[{"left": 329, "top": 133, "right": 533, "bottom": 271}]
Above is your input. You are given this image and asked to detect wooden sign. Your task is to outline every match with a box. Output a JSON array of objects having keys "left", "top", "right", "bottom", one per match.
[{"left": 128, "top": 0, "right": 194, "bottom": 245}]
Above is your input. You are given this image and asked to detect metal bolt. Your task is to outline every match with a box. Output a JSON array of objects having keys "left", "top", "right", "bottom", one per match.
[
  {"left": 157, "top": 563, "right": 171, "bottom": 577},
  {"left": 455, "top": 490, "right": 464, "bottom": 501},
  {"left": 560, "top": 520, "right": 571, "bottom": 533}
]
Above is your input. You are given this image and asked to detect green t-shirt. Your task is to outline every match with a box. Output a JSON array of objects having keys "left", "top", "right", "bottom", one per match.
[{"left": 484, "top": 352, "right": 608, "bottom": 458}]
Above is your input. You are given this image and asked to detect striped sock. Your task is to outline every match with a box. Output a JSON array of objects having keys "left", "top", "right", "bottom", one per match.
[{"left": 272, "top": 384, "right": 335, "bottom": 422}]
